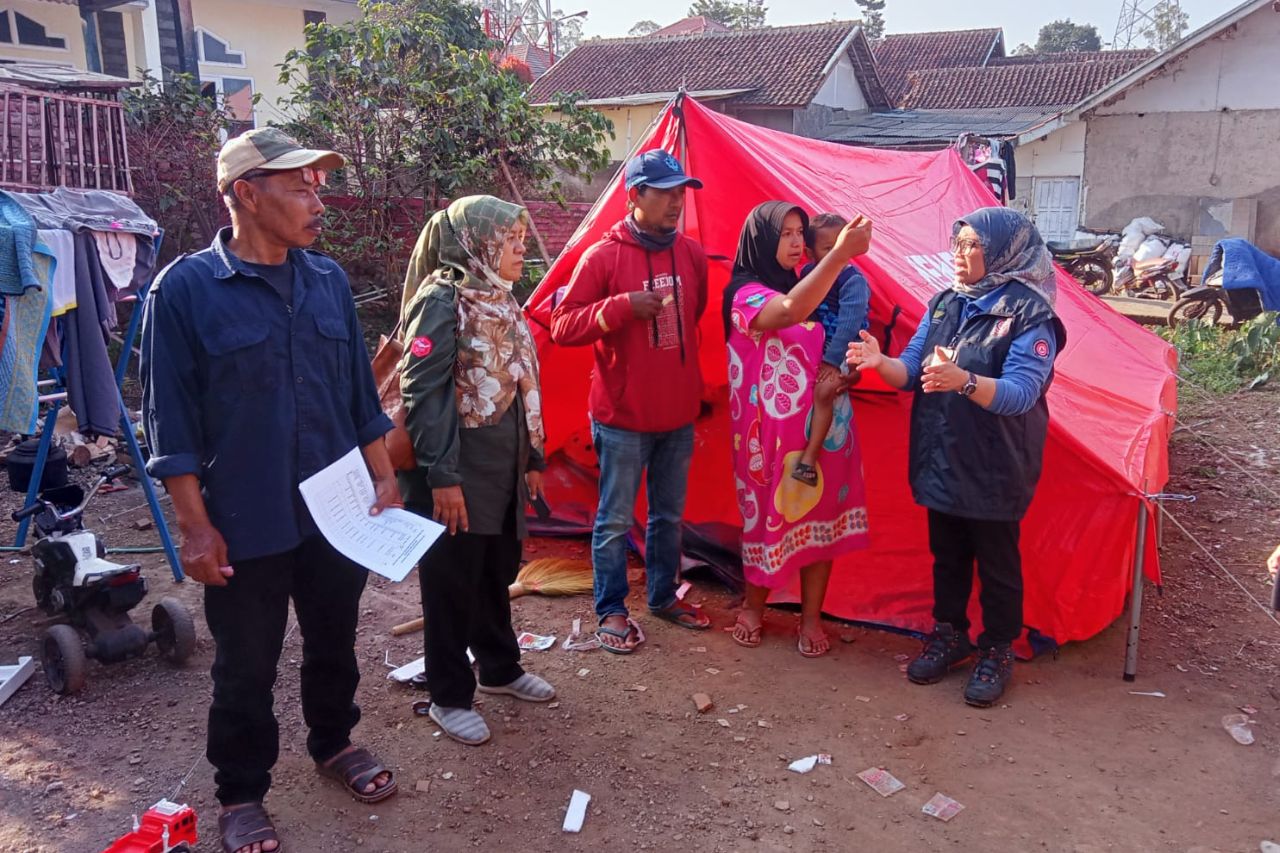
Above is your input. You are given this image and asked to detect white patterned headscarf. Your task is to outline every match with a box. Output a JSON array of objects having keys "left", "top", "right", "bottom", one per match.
[{"left": 405, "top": 195, "right": 544, "bottom": 452}]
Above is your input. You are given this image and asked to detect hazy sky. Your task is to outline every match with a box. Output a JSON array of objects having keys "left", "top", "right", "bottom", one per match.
[{"left": 574, "top": 0, "right": 1230, "bottom": 48}]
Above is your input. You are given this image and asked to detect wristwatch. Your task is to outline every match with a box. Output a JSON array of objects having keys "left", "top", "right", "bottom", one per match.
[{"left": 959, "top": 371, "right": 978, "bottom": 397}]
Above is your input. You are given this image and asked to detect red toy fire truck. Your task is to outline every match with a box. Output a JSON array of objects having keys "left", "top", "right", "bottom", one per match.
[{"left": 101, "top": 799, "right": 198, "bottom": 853}]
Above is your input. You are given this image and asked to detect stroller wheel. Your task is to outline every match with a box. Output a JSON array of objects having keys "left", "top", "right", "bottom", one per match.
[
  {"left": 152, "top": 597, "right": 197, "bottom": 664},
  {"left": 42, "top": 625, "right": 87, "bottom": 695}
]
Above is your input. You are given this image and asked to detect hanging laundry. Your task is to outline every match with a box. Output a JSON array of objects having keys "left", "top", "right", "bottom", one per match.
[
  {"left": 999, "top": 140, "right": 1018, "bottom": 202},
  {"left": 37, "top": 229, "right": 77, "bottom": 315},
  {"left": 92, "top": 231, "right": 137, "bottom": 290},
  {"left": 0, "top": 238, "right": 54, "bottom": 434},
  {"left": 954, "top": 133, "right": 1010, "bottom": 205},
  {"left": 127, "top": 234, "right": 159, "bottom": 295},
  {"left": 0, "top": 194, "right": 45, "bottom": 297},
  {"left": 64, "top": 231, "right": 121, "bottom": 436},
  {"left": 7, "top": 187, "right": 158, "bottom": 237}
]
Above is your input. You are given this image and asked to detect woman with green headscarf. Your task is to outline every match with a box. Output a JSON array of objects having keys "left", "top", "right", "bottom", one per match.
[{"left": 398, "top": 195, "right": 555, "bottom": 746}]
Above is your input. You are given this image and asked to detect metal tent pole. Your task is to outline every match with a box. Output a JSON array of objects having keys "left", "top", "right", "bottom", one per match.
[
  {"left": 118, "top": 388, "right": 182, "bottom": 582},
  {"left": 1123, "top": 495, "right": 1151, "bottom": 682},
  {"left": 12, "top": 396, "right": 62, "bottom": 548}
]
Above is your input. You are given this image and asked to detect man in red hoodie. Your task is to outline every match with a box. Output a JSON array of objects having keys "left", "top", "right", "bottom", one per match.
[{"left": 551, "top": 150, "right": 711, "bottom": 653}]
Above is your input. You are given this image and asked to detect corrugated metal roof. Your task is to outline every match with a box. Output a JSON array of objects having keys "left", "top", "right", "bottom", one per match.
[
  {"left": 820, "top": 107, "right": 1060, "bottom": 147},
  {"left": 0, "top": 62, "right": 136, "bottom": 90}
]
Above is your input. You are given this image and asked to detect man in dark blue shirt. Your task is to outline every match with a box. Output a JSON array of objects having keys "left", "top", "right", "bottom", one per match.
[{"left": 141, "top": 128, "right": 400, "bottom": 852}]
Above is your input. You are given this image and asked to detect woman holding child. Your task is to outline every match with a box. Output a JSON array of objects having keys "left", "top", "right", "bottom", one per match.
[{"left": 723, "top": 202, "right": 874, "bottom": 657}]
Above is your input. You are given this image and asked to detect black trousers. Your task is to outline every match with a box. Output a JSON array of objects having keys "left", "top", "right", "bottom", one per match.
[
  {"left": 926, "top": 509, "right": 1023, "bottom": 648},
  {"left": 203, "top": 535, "right": 368, "bottom": 806},
  {"left": 412, "top": 499, "right": 524, "bottom": 709}
]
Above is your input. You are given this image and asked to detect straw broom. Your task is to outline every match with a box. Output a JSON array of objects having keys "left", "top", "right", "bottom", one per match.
[
  {"left": 389, "top": 557, "right": 593, "bottom": 636},
  {"left": 507, "top": 557, "right": 593, "bottom": 598}
]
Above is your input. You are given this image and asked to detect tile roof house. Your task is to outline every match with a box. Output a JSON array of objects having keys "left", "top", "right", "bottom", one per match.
[
  {"left": 900, "top": 54, "right": 1153, "bottom": 110},
  {"left": 873, "top": 28, "right": 1004, "bottom": 106},
  {"left": 832, "top": 29, "right": 1154, "bottom": 244},
  {"left": 1020, "top": 0, "right": 1280, "bottom": 253},
  {"left": 528, "top": 21, "right": 888, "bottom": 158}
]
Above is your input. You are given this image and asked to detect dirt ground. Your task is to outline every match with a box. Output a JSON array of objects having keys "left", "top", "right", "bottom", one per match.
[{"left": 1, "top": 384, "right": 1279, "bottom": 853}]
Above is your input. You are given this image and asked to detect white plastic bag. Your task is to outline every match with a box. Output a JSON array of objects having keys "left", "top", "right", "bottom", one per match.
[{"left": 1133, "top": 236, "right": 1169, "bottom": 262}]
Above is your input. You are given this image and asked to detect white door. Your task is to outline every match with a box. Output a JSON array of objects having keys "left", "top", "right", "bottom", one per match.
[{"left": 1032, "top": 177, "right": 1081, "bottom": 243}]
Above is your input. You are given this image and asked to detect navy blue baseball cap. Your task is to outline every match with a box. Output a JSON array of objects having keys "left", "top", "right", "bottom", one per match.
[{"left": 624, "top": 149, "right": 703, "bottom": 191}]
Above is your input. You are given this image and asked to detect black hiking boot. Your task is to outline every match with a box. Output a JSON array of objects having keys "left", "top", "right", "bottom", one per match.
[
  {"left": 963, "top": 644, "right": 1015, "bottom": 707},
  {"left": 906, "top": 623, "right": 974, "bottom": 685}
]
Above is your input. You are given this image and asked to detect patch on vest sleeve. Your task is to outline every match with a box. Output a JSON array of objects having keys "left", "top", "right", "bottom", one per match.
[
  {"left": 1033, "top": 339, "right": 1050, "bottom": 359},
  {"left": 410, "top": 336, "right": 434, "bottom": 357}
]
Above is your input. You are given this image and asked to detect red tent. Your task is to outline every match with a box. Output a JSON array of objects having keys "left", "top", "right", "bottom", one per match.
[{"left": 525, "top": 96, "right": 1177, "bottom": 646}]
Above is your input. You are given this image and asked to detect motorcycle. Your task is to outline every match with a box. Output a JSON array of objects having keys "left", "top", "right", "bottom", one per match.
[
  {"left": 1167, "top": 240, "right": 1267, "bottom": 328},
  {"left": 1047, "top": 236, "right": 1117, "bottom": 296},
  {"left": 1112, "top": 255, "right": 1187, "bottom": 301}
]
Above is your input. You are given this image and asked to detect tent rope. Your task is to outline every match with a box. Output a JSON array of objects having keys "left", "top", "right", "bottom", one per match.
[
  {"left": 1174, "top": 415, "right": 1280, "bottom": 505},
  {"left": 1159, "top": 505, "right": 1280, "bottom": 628}
]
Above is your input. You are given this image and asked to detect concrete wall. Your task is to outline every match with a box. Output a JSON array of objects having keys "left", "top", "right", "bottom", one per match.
[
  {"left": 812, "top": 53, "right": 868, "bottom": 112},
  {"left": 1017, "top": 122, "right": 1085, "bottom": 181},
  {"left": 1083, "top": 109, "right": 1280, "bottom": 253},
  {"left": 730, "top": 107, "right": 794, "bottom": 134}
]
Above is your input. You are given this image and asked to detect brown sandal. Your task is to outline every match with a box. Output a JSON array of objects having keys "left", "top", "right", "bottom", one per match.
[
  {"left": 731, "top": 613, "right": 763, "bottom": 648},
  {"left": 218, "top": 802, "right": 282, "bottom": 853},
  {"left": 316, "top": 746, "right": 398, "bottom": 804}
]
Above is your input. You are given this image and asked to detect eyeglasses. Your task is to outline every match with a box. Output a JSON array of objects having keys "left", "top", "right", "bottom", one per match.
[
  {"left": 237, "top": 165, "right": 328, "bottom": 187},
  {"left": 950, "top": 237, "right": 982, "bottom": 254}
]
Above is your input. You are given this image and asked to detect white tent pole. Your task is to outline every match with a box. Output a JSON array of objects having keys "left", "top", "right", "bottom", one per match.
[{"left": 1123, "top": 491, "right": 1150, "bottom": 682}]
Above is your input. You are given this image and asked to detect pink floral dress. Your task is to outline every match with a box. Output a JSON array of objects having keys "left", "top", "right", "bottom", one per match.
[{"left": 727, "top": 283, "right": 870, "bottom": 589}]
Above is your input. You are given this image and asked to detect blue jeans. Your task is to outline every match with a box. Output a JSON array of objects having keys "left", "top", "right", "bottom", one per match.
[{"left": 591, "top": 421, "right": 694, "bottom": 620}]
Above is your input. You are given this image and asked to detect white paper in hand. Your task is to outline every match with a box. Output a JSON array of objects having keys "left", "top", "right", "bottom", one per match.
[{"left": 299, "top": 447, "right": 444, "bottom": 581}]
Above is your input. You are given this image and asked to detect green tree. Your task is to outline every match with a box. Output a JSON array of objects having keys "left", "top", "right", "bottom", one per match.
[
  {"left": 1142, "top": 0, "right": 1189, "bottom": 51},
  {"left": 687, "top": 0, "right": 767, "bottom": 29},
  {"left": 124, "top": 73, "right": 240, "bottom": 261},
  {"left": 628, "top": 19, "right": 661, "bottom": 36},
  {"left": 277, "top": 0, "right": 611, "bottom": 291},
  {"left": 1034, "top": 19, "right": 1102, "bottom": 53},
  {"left": 854, "top": 0, "right": 885, "bottom": 40},
  {"left": 553, "top": 9, "right": 585, "bottom": 54},
  {"left": 1011, "top": 42, "right": 1035, "bottom": 56}
]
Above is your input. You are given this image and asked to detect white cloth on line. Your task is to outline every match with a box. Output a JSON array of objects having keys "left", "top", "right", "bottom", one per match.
[
  {"left": 37, "top": 228, "right": 76, "bottom": 316},
  {"left": 92, "top": 230, "right": 136, "bottom": 290}
]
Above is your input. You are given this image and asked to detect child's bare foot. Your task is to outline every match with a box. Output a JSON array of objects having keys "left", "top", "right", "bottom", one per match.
[{"left": 792, "top": 461, "right": 818, "bottom": 486}]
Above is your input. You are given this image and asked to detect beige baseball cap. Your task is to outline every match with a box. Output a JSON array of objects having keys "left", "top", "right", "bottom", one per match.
[{"left": 216, "top": 127, "right": 345, "bottom": 192}]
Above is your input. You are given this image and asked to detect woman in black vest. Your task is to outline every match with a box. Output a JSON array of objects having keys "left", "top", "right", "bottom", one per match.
[{"left": 848, "top": 207, "right": 1066, "bottom": 707}]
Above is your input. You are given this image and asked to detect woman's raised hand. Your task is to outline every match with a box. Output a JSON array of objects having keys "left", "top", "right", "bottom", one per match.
[
  {"left": 847, "top": 329, "right": 883, "bottom": 373},
  {"left": 833, "top": 215, "right": 873, "bottom": 261}
]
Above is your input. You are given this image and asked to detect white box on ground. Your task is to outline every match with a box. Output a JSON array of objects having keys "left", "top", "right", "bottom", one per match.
[
  {"left": 563, "top": 789, "right": 590, "bottom": 833},
  {"left": 0, "top": 656, "right": 35, "bottom": 707}
]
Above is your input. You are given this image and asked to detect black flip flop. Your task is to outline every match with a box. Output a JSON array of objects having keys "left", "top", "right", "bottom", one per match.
[{"left": 596, "top": 618, "right": 644, "bottom": 655}]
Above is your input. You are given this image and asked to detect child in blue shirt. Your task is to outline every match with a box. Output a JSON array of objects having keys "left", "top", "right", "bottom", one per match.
[{"left": 794, "top": 213, "right": 872, "bottom": 486}]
